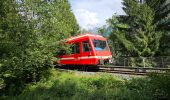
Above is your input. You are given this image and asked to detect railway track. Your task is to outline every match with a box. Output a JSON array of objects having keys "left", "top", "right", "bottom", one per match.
[
  {"left": 98, "top": 65, "right": 170, "bottom": 75},
  {"left": 55, "top": 65, "right": 170, "bottom": 76}
]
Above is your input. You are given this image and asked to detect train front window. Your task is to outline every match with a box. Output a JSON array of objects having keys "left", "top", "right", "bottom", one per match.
[{"left": 93, "top": 40, "right": 108, "bottom": 51}]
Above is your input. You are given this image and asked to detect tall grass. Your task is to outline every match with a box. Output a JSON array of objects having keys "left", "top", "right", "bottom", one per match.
[{"left": 6, "top": 69, "right": 170, "bottom": 100}]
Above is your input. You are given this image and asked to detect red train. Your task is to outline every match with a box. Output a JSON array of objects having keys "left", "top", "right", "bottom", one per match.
[{"left": 55, "top": 34, "right": 112, "bottom": 66}]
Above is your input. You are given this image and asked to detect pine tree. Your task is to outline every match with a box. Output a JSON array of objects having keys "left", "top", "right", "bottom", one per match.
[
  {"left": 145, "top": 0, "right": 170, "bottom": 31},
  {"left": 144, "top": 0, "right": 170, "bottom": 56},
  {"left": 114, "top": 0, "right": 162, "bottom": 57},
  {"left": 108, "top": 0, "right": 162, "bottom": 67}
]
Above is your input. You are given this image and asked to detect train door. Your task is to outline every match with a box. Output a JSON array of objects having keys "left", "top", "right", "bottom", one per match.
[
  {"left": 71, "top": 42, "right": 81, "bottom": 64},
  {"left": 80, "top": 40, "right": 93, "bottom": 64}
]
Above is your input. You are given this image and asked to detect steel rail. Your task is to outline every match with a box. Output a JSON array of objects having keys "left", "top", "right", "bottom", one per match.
[
  {"left": 98, "top": 65, "right": 170, "bottom": 75},
  {"left": 55, "top": 65, "right": 170, "bottom": 76}
]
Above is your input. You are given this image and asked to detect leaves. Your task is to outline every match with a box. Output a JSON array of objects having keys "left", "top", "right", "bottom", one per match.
[
  {"left": 108, "top": 0, "right": 162, "bottom": 57},
  {"left": 0, "top": 0, "right": 79, "bottom": 96}
]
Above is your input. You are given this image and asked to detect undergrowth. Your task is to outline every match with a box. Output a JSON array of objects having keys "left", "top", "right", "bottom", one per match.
[{"left": 4, "top": 69, "right": 170, "bottom": 100}]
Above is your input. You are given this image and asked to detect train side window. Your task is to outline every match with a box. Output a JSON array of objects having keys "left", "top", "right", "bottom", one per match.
[
  {"left": 82, "top": 41, "right": 91, "bottom": 52},
  {"left": 71, "top": 43, "right": 80, "bottom": 54}
]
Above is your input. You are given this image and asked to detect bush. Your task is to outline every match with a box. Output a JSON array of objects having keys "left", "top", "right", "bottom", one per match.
[
  {"left": 6, "top": 69, "right": 169, "bottom": 100},
  {"left": 8, "top": 69, "right": 124, "bottom": 100}
]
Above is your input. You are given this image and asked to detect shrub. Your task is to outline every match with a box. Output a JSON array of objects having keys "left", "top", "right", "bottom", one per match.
[{"left": 4, "top": 69, "right": 170, "bottom": 100}]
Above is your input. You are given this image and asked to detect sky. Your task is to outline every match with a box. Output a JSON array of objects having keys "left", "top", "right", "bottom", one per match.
[{"left": 69, "top": 0, "right": 125, "bottom": 30}]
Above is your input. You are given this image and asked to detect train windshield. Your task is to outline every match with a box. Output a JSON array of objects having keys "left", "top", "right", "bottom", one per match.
[{"left": 93, "top": 39, "right": 108, "bottom": 51}]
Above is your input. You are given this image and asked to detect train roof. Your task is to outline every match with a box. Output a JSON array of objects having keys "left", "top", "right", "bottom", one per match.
[{"left": 67, "top": 33, "right": 106, "bottom": 42}]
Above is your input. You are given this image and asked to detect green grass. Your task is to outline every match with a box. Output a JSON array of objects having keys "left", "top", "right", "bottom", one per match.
[{"left": 5, "top": 69, "right": 170, "bottom": 100}]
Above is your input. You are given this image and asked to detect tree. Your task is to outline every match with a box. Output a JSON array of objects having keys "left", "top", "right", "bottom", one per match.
[
  {"left": 145, "top": 0, "right": 170, "bottom": 31},
  {"left": 0, "top": 0, "right": 80, "bottom": 96},
  {"left": 113, "top": 0, "right": 162, "bottom": 57},
  {"left": 145, "top": 0, "right": 170, "bottom": 56},
  {"left": 108, "top": 0, "right": 162, "bottom": 67},
  {"left": 0, "top": 0, "right": 34, "bottom": 95},
  {"left": 106, "top": 16, "right": 129, "bottom": 57}
]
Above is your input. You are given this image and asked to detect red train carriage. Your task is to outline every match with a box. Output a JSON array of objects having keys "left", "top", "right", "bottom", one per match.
[{"left": 55, "top": 34, "right": 112, "bottom": 65}]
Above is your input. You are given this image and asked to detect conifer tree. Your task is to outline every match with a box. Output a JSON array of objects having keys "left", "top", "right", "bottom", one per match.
[
  {"left": 108, "top": 0, "right": 162, "bottom": 67},
  {"left": 145, "top": 0, "right": 170, "bottom": 31},
  {"left": 145, "top": 0, "right": 170, "bottom": 56},
  {"left": 112, "top": 0, "right": 162, "bottom": 57}
]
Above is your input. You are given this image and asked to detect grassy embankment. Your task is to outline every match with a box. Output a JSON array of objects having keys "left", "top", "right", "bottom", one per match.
[{"left": 6, "top": 69, "right": 170, "bottom": 100}]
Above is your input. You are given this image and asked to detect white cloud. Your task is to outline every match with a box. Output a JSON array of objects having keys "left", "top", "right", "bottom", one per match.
[
  {"left": 69, "top": 0, "right": 125, "bottom": 30},
  {"left": 75, "top": 9, "right": 100, "bottom": 29}
]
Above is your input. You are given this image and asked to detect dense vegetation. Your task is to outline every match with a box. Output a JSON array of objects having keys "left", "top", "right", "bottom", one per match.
[
  {"left": 0, "top": 0, "right": 79, "bottom": 97},
  {"left": 99, "top": 0, "right": 170, "bottom": 67},
  {"left": 6, "top": 69, "right": 170, "bottom": 100}
]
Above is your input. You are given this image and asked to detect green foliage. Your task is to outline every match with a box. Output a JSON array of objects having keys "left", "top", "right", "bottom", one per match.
[
  {"left": 126, "top": 73, "right": 170, "bottom": 99},
  {"left": 158, "top": 32, "right": 170, "bottom": 56},
  {"left": 0, "top": 0, "right": 79, "bottom": 96},
  {"left": 5, "top": 69, "right": 170, "bottom": 100},
  {"left": 145, "top": 0, "right": 170, "bottom": 56},
  {"left": 100, "top": 0, "right": 169, "bottom": 66},
  {"left": 145, "top": 0, "right": 170, "bottom": 31},
  {"left": 121, "top": 0, "right": 162, "bottom": 57},
  {"left": 106, "top": 0, "right": 163, "bottom": 67},
  {"left": 8, "top": 69, "right": 125, "bottom": 100}
]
